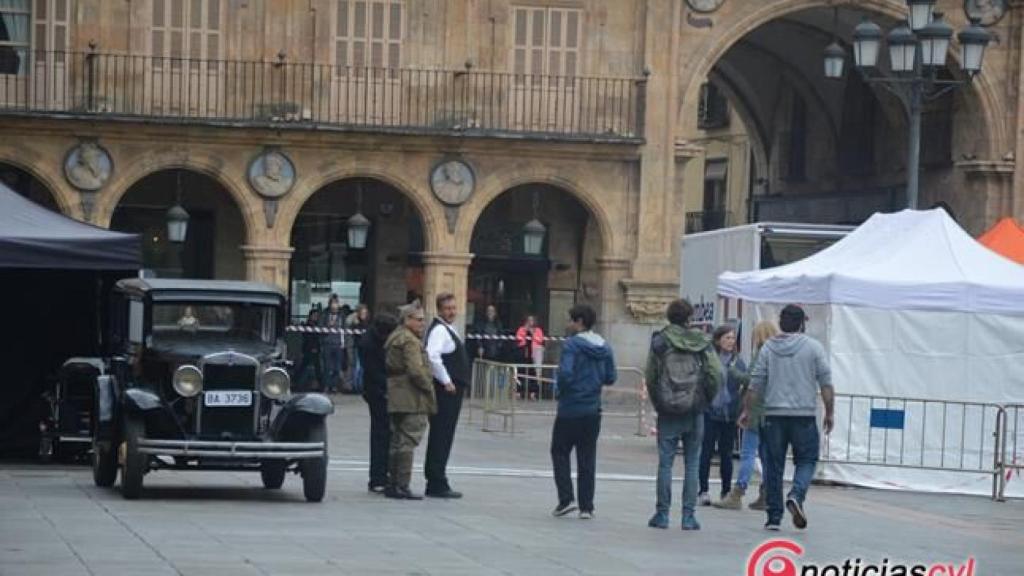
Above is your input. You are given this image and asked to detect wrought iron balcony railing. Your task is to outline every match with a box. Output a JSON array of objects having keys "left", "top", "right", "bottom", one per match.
[{"left": 0, "top": 51, "right": 646, "bottom": 142}]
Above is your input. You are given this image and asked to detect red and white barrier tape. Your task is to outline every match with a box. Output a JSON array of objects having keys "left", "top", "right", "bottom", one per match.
[{"left": 285, "top": 325, "right": 568, "bottom": 342}]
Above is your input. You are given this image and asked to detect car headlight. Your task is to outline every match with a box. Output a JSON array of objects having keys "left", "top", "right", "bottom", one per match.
[
  {"left": 173, "top": 365, "right": 203, "bottom": 397},
  {"left": 261, "top": 367, "right": 290, "bottom": 400}
]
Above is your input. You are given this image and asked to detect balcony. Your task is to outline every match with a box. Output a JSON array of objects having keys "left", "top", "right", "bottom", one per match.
[
  {"left": 686, "top": 210, "right": 733, "bottom": 234},
  {"left": 0, "top": 51, "right": 646, "bottom": 143}
]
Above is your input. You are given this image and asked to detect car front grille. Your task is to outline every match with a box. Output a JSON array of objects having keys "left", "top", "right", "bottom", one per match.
[{"left": 199, "top": 364, "right": 257, "bottom": 439}]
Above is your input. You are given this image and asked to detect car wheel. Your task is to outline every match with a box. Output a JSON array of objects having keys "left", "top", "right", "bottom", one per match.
[
  {"left": 120, "top": 416, "right": 146, "bottom": 499},
  {"left": 39, "top": 435, "right": 54, "bottom": 464},
  {"left": 260, "top": 460, "right": 287, "bottom": 489},
  {"left": 301, "top": 420, "right": 328, "bottom": 502},
  {"left": 92, "top": 435, "right": 118, "bottom": 487}
]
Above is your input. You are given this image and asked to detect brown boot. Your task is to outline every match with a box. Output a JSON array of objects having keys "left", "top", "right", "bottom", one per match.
[
  {"left": 713, "top": 486, "right": 745, "bottom": 510},
  {"left": 749, "top": 485, "right": 766, "bottom": 510}
]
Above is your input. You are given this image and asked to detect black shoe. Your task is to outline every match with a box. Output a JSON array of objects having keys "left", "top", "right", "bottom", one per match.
[
  {"left": 425, "top": 488, "right": 463, "bottom": 499},
  {"left": 764, "top": 521, "right": 781, "bottom": 531},
  {"left": 385, "top": 486, "right": 422, "bottom": 500},
  {"left": 552, "top": 501, "right": 578, "bottom": 517},
  {"left": 786, "top": 497, "right": 807, "bottom": 529}
]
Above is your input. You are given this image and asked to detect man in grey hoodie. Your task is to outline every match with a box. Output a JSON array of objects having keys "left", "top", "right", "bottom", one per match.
[{"left": 740, "top": 304, "right": 834, "bottom": 531}]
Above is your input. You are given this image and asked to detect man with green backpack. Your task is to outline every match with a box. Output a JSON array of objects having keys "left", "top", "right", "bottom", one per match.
[{"left": 645, "top": 299, "right": 722, "bottom": 531}]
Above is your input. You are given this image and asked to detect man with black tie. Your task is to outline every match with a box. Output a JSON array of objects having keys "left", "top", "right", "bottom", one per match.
[{"left": 424, "top": 292, "right": 469, "bottom": 498}]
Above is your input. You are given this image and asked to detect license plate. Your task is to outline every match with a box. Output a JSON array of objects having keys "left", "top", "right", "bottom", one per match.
[{"left": 204, "top": 390, "right": 252, "bottom": 407}]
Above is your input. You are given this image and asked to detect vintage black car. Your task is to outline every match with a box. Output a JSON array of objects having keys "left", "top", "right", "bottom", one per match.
[
  {"left": 38, "top": 358, "right": 105, "bottom": 462},
  {"left": 89, "top": 278, "right": 333, "bottom": 501}
]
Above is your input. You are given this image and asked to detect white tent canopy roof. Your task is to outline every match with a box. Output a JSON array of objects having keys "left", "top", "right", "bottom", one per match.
[{"left": 718, "top": 209, "right": 1024, "bottom": 315}]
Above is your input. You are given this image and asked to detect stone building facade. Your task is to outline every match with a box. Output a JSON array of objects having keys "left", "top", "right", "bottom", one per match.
[{"left": 0, "top": 0, "right": 1020, "bottom": 367}]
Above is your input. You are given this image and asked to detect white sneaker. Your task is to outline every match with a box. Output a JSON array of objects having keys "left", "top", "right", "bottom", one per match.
[
  {"left": 698, "top": 492, "right": 712, "bottom": 506},
  {"left": 578, "top": 510, "right": 594, "bottom": 520}
]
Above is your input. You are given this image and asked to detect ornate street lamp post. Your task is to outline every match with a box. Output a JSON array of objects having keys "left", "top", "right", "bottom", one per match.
[{"left": 823, "top": 2, "right": 991, "bottom": 209}]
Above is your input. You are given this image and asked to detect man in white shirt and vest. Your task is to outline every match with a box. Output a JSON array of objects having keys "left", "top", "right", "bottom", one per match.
[{"left": 424, "top": 292, "right": 470, "bottom": 498}]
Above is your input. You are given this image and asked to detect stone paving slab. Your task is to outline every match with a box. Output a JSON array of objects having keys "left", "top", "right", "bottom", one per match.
[{"left": 1, "top": 395, "right": 1022, "bottom": 575}]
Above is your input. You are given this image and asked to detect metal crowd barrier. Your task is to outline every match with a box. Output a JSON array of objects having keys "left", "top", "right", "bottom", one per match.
[
  {"left": 821, "top": 393, "right": 1006, "bottom": 500},
  {"left": 468, "top": 360, "right": 649, "bottom": 436},
  {"left": 996, "top": 404, "right": 1024, "bottom": 501}
]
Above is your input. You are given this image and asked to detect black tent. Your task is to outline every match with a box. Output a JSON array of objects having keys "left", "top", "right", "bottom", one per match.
[
  {"left": 0, "top": 182, "right": 138, "bottom": 269},
  {"left": 0, "top": 183, "right": 140, "bottom": 456}
]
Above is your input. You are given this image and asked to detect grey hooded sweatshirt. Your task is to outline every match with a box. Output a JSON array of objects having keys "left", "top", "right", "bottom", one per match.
[{"left": 749, "top": 333, "right": 832, "bottom": 417}]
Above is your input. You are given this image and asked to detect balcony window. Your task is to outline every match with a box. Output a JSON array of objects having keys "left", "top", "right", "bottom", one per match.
[
  {"left": 0, "top": 0, "right": 31, "bottom": 75},
  {"left": 697, "top": 82, "right": 729, "bottom": 130},
  {"left": 151, "top": 0, "right": 221, "bottom": 70},
  {"left": 512, "top": 6, "right": 581, "bottom": 82},
  {"left": 335, "top": 1, "right": 402, "bottom": 78}
]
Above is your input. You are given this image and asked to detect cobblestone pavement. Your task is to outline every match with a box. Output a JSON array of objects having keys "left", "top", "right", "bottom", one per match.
[{"left": 1, "top": 395, "right": 1021, "bottom": 575}]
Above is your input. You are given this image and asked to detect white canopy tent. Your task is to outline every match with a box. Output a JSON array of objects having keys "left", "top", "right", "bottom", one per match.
[{"left": 718, "top": 209, "right": 1024, "bottom": 497}]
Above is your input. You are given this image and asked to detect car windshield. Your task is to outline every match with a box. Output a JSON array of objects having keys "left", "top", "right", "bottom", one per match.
[{"left": 151, "top": 302, "right": 278, "bottom": 346}]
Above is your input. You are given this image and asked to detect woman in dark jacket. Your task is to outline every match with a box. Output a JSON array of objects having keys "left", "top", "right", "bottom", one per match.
[
  {"left": 698, "top": 324, "right": 748, "bottom": 506},
  {"left": 359, "top": 313, "right": 398, "bottom": 492}
]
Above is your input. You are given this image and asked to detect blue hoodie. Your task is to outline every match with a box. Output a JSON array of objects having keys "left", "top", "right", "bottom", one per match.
[{"left": 554, "top": 331, "right": 617, "bottom": 418}]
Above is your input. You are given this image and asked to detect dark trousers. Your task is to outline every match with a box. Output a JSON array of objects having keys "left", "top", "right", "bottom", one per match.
[
  {"left": 763, "top": 416, "right": 820, "bottom": 524},
  {"left": 550, "top": 414, "right": 601, "bottom": 512},
  {"left": 699, "top": 415, "right": 737, "bottom": 497},
  {"left": 424, "top": 385, "right": 464, "bottom": 493},
  {"left": 363, "top": 394, "right": 390, "bottom": 488},
  {"left": 295, "top": 353, "right": 323, "bottom": 392}
]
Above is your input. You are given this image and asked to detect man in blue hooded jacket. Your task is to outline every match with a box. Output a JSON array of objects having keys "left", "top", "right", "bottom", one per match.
[{"left": 550, "top": 304, "right": 617, "bottom": 520}]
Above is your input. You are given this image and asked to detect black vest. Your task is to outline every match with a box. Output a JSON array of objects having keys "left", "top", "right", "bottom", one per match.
[{"left": 429, "top": 319, "right": 470, "bottom": 388}]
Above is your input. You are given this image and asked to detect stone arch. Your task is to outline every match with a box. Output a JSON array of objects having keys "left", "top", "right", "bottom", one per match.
[
  {"left": 278, "top": 166, "right": 443, "bottom": 254},
  {"left": 0, "top": 150, "right": 76, "bottom": 217},
  {"left": 709, "top": 65, "right": 770, "bottom": 185},
  {"left": 455, "top": 170, "right": 617, "bottom": 257},
  {"left": 95, "top": 151, "right": 258, "bottom": 243},
  {"left": 680, "top": 0, "right": 1003, "bottom": 154}
]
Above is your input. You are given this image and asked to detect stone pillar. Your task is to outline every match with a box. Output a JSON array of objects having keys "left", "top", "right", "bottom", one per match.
[
  {"left": 421, "top": 251, "right": 474, "bottom": 330},
  {"left": 631, "top": 0, "right": 681, "bottom": 284},
  {"left": 241, "top": 245, "right": 294, "bottom": 291},
  {"left": 594, "top": 257, "right": 648, "bottom": 369}
]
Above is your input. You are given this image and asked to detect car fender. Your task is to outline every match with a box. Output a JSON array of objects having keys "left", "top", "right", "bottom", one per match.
[
  {"left": 123, "top": 387, "right": 163, "bottom": 413},
  {"left": 270, "top": 393, "right": 334, "bottom": 439}
]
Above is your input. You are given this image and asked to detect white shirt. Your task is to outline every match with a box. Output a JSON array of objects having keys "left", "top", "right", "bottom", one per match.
[{"left": 426, "top": 318, "right": 460, "bottom": 385}]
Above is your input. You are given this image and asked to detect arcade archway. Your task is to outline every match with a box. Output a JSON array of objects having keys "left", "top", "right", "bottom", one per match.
[
  {"left": 288, "top": 177, "right": 426, "bottom": 322},
  {"left": 111, "top": 169, "right": 247, "bottom": 279},
  {"left": 468, "top": 183, "right": 603, "bottom": 347}
]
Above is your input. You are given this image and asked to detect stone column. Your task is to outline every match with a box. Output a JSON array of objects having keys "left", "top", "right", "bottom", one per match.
[
  {"left": 241, "top": 245, "right": 294, "bottom": 291},
  {"left": 631, "top": 0, "right": 681, "bottom": 284},
  {"left": 421, "top": 251, "right": 474, "bottom": 330}
]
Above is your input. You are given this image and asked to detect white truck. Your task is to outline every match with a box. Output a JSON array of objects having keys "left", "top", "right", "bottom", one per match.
[{"left": 680, "top": 222, "right": 852, "bottom": 361}]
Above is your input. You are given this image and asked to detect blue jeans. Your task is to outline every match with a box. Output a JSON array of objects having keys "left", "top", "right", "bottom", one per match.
[
  {"left": 699, "top": 415, "right": 737, "bottom": 496},
  {"left": 325, "top": 347, "right": 344, "bottom": 391},
  {"left": 352, "top": 354, "right": 364, "bottom": 394},
  {"left": 735, "top": 428, "right": 763, "bottom": 490},
  {"left": 655, "top": 413, "right": 703, "bottom": 516},
  {"left": 763, "top": 416, "right": 820, "bottom": 524}
]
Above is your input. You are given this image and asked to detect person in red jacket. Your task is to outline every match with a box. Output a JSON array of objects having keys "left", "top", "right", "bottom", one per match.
[{"left": 516, "top": 315, "right": 546, "bottom": 399}]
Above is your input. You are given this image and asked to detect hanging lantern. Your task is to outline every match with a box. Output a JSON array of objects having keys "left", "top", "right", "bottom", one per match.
[
  {"left": 522, "top": 218, "right": 546, "bottom": 256},
  {"left": 166, "top": 204, "right": 190, "bottom": 243},
  {"left": 347, "top": 212, "right": 371, "bottom": 249}
]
